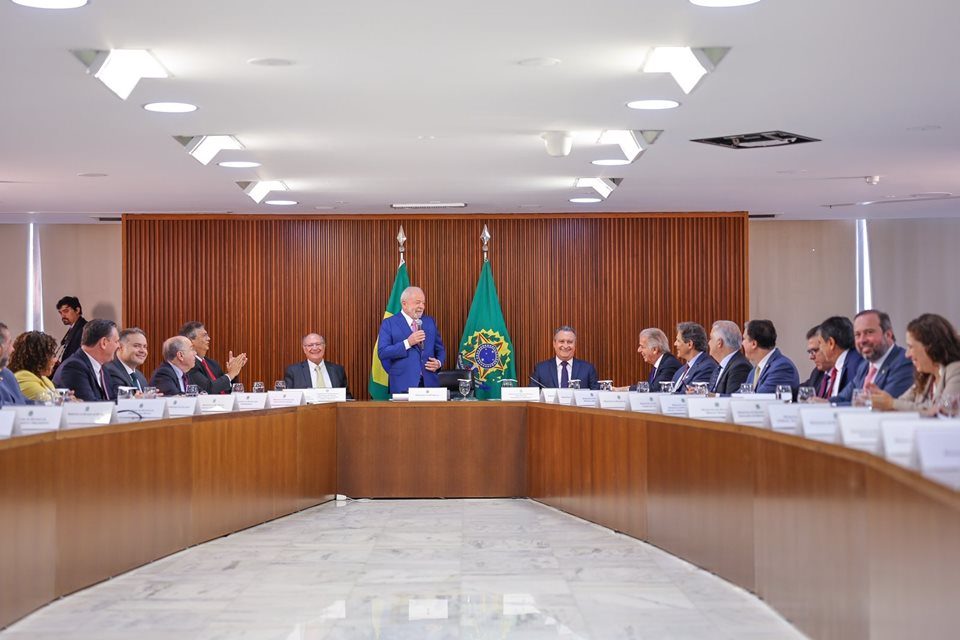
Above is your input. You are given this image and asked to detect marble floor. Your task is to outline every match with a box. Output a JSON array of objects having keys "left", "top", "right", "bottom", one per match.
[{"left": 2, "top": 499, "right": 805, "bottom": 640}]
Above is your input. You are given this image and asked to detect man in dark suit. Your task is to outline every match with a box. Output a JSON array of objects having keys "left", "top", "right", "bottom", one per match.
[
  {"left": 835, "top": 309, "right": 914, "bottom": 403},
  {"left": 105, "top": 327, "right": 150, "bottom": 396},
  {"left": 530, "top": 325, "right": 599, "bottom": 390},
  {"left": 670, "top": 322, "right": 719, "bottom": 393},
  {"left": 707, "top": 320, "right": 752, "bottom": 395},
  {"left": 742, "top": 319, "right": 800, "bottom": 394},
  {"left": 636, "top": 327, "right": 681, "bottom": 390},
  {"left": 377, "top": 286, "right": 446, "bottom": 394},
  {"left": 52, "top": 319, "right": 120, "bottom": 401},
  {"left": 150, "top": 336, "right": 198, "bottom": 397},
  {"left": 800, "top": 325, "right": 826, "bottom": 390},
  {"left": 179, "top": 321, "right": 247, "bottom": 394},
  {"left": 284, "top": 333, "right": 352, "bottom": 398},
  {"left": 0, "top": 322, "right": 28, "bottom": 406},
  {"left": 817, "top": 316, "right": 864, "bottom": 401},
  {"left": 54, "top": 295, "right": 86, "bottom": 368}
]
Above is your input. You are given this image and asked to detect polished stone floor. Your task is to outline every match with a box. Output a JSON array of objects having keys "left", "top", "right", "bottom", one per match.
[{"left": 2, "top": 499, "right": 805, "bottom": 639}]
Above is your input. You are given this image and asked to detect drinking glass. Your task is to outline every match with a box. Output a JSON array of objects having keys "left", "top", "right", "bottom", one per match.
[
  {"left": 142, "top": 386, "right": 158, "bottom": 400},
  {"left": 568, "top": 379, "right": 581, "bottom": 390},
  {"left": 185, "top": 384, "right": 200, "bottom": 397},
  {"left": 939, "top": 393, "right": 960, "bottom": 418},
  {"left": 659, "top": 381, "right": 673, "bottom": 393},
  {"left": 252, "top": 382, "right": 266, "bottom": 393},
  {"left": 501, "top": 379, "right": 518, "bottom": 388},
  {"left": 797, "top": 386, "right": 816, "bottom": 403},
  {"left": 458, "top": 378, "right": 472, "bottom": 400},
  {"left": 598, "top": 380, "right": 613, "bottom": 392},
  {"left": 231, "top": 383, "right": 245, "bottom": 393},
  {"left": 690, "top": 381, "right": 709, "bottom": 396},
  {"left": 116, "top": 387, "right": 135, "bottom": 400},
  {"left": 274, "top": 381, "right": 286, "bottom": 391},
  {"left": 636, "top": 382, "right": 650, "bottom": 393},
  {"left": 852, "top": 388, "right": 872, "bottom": 408},
  {"left": 775, "top": 384, "right": 792, "bottom": 402},
  {"left": 739, "top": 383, "right": 754, "bottom": 395}
]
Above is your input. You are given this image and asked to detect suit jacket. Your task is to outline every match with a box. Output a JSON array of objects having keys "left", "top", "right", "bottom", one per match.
[
  {"left": 645, "top": 352, "right": 682, "bottom": 391},
  {"left": 746, "top": 348, "right": 800, "bottom": 394},
  {"left": 105, "top": 357, "right": 149, "bottom": 397},
  {"left": 0, "top": 367, "right": 28, "bottom": 406},
  {"left": 835, "top": 344, "right": 914, "bottom": 403},
  {"left": 60, "top": 316, "right": 87, "bottom": 364},
  {"left": 531, "top": 358, "right": 599, "bottom": 390},
  {"left": 670, "top": 352, "right": 719, "bottom": 393},
  {"left": 52, "top": 349, "right": 111, "bottom": 401},
  {"left": 188, "top": 356, "right": 233, "bottom": 394},
  {"left": 894, "top": 361, "right": 960, "bottom": 411},
  {"left": 284, "top": 360, "right": 352, "bottom": 398},
  {"left": 150, "top": 361, "right": 189, "bottom": 397},
  {"left": 828, "top": 350, "right": 864, "bottom": 402},
  {"left": 13, "top": 369, "right": 55, "bottom": 402},
  {"left": 801, "top": 367, "right": 825, "bottom": 391},
  {"left": 710, "top": 351, "right": 753, "bottom": 395},
  {"left": 377, "top": 313, "right": 446, "bottom": 393}
]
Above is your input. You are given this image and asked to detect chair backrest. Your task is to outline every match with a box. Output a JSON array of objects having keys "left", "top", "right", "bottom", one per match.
[{"left": 437, "top": 369, "right": 471, "bottom": 393}]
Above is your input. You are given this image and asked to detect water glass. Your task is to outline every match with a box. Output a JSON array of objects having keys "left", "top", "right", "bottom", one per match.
[
  {"left": 939, "top": 393, "right": 960, "bottom": 418},
  {"left": 659, "top": 381, "right": 673, "bottom": 393},
  {"left": 775, "top": 384, "right": 792, "bottom": 402},
  {"left": 739, "top": 383, "right": 754, "bottom": 395},
  {"left": 501, "top": 378, "right": 518, "bottom": 388},
  {"left": 274, "top": 381, "right": 286, "bottom": 391},
  {"left": 142, "top": 386, "right": 158, "bottom": 399},
  {"left": 797, "top": 386, "right": 816, "bottom": 403},
  {"left": 852, "top": 388, "right": 872, "bottom": 408},
  {"left": 185, "top": 384, "right": 200, "bottom": 397},
  {"left": 116, "top": 387, "right": 135, "bottom": 400},
  {"left": 458, "top": 378, "right": 472, "bottom": 400},
  {"left": 252, "top": 382, "right": 266, "bottom": 393},
  {"left": 231, "top": 383, "right": 245, "bottom": 393},
  {"left": 568, "top": 379, "right": 581, "bottom": 390},
  {"left": 690, "top": 381, "right": 709, "bottom": 396},
  {"left": 636, "top": 382, "right": 650, "bottom": 393},
  {"left": 598, "top": 380, "right": 613, "bottom": 392}
]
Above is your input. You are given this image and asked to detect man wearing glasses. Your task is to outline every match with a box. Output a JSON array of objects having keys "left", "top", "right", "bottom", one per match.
[{"left": 284, "top": 333, "right": 352, "bottom": 398}]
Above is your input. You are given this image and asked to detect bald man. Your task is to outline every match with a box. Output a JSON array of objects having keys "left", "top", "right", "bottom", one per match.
[{"left": 284, "top": 332, "right": 352, "bottom": 398}]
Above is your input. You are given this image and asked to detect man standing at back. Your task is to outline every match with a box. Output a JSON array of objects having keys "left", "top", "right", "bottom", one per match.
[
  {"left": 531, "top": 326, "right": 599, "bottom": 390},
  {"left": 179, "top": 321, "right": 247, "bottom": 394},
  {"left": 377, "top": 286, "right": 445, "bottom": 394},
  {"left": 52, "top": 319, "right": 120, "bottom": 401},
  {"left": 55, "top": 296, "right": 86, "bottom": 367}
]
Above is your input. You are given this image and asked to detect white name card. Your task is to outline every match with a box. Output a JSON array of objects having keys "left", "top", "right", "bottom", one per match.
[
  {"left": 838, "top": 412, "right": 920, "bottom": 455},
  {"left": 197, "top": 395, "right": 237, "bottom": 414},
  {"left": 766, "top": 403, "right": 802, "bottom": 435},
  {"left": 573, "top": 390, "right": 599, "bottom": 408},
  {"left": 556, "top": 389, "right": 575, "bottom": 406},
  {"left": 598, "top": 391, "right": 629, "bottom": 410},
  {"left": 658, "top": 395, "right": 689, "bottom": 417},
  {"left": 267, "top": 390, "right": 305, "bottom": 407},
  {"left": 730, "top": 400, "right": 774, "bottom": 428},
  {"left": 234, "top": 392, "right": 269, "bottom": 411},
  {"left": 11, "top": 406, "right": 62, "bottom": 435},
  {"left": 915, "top": 428, "right": 960, "bottom": 489},
  {"left": 408, "top": 387, "right": 448, "bottom": 402},
  {"left": 687, "top": 397, "right": 732, "bottom": 422},
  {"left": 115, "top": 398, "right": 169, "bottom": 422},
  {"left": 166, "top": 396, "right": 200, "bottom": 417},
  {"left": 732, "top": 393, "right": 778, "bottom": 401},
  {"left": 61, "top": 402, "right": 115, "bottom": 429},
  {"left": 628, "top": 392, "right": 661, "bottom": 413},
  {"left": 881, "top": 419, "right": 927, "bottom": 468},
  {"left": 501, "top": 387, "right": 541, "bottom": 402},
  {"left": 302, "top": 388, "right": 348, "bottom": 404},
  {"left": 540, "top": 388, "right": 559, "bottom": 404},
  {"left": 0, "top": 409, "right": 15, "bottom": 439},
  {"left": 800, "top": 407, "right": 871, "bottom": 443}
]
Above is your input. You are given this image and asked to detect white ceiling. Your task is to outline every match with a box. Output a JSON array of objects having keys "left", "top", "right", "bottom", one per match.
[{"left": 1, "top": 0, "right": 958, "bottom": 223}]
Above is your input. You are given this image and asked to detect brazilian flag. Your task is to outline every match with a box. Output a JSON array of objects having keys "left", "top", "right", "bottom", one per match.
[
  {"left": 369, "top": 261, "right": 410, "bottom": 400},
  {"left": 458, "top": 261, "right": 516, "bottom": 399}
]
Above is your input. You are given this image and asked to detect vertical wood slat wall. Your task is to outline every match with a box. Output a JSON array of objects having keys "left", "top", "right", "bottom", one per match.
[{"left": 123, "top": 213, "right": 748, "bottom": 399}]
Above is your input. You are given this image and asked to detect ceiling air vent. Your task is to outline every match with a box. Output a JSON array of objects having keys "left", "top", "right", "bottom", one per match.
[{"left": 692, "top": 130, "right": 820, "bottom": 150}]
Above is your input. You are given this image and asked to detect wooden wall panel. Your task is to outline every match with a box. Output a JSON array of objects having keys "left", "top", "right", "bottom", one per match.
[
  {"left": 122, "top": 213, "right": 747, "bottom": 398},
  {"left": 296, "top": 404, "right": 338, "bottom": 510}
]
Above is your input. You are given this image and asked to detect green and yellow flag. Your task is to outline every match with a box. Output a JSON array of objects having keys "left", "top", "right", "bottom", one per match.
[
  {"left": 369, "top": 261, "right": 410, "bottom": 400},
  {"left": 458, "top": 261, "right": 515, "bottom": 399}
]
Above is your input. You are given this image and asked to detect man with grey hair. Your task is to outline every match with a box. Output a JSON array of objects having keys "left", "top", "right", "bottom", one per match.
[
  {"left": 531, "top": 325, "right": 599, "bottom": 389},
  {"left": 636, "top": 327, "right": 681, "bottom": 390},
  {"left": 284, "top": 332, "right": 352, "bottom": 398},
  {"left": 707, "top": 320, "right": 752, "bottom": 394},
  {"left": 377, "top": 286, "right": 445, "bottom": 394},
  {"left": 149, "top": 336, "right": 197, "bottom": 397},
  {"left": 670, "top": 321, "right": 718, "bottom": 393},
  {"left": 0, "top": 322, "right": 28, "bottom": 406}
]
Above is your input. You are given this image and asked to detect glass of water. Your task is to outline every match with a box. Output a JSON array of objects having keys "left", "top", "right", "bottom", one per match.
[
  {"left": 252, "top": 381, "right": 265, "bottom": 393},
  {"left": 185, "top": 384, "right": 199, "bottom": 397},
  {"left": 274, "top": 381, "right": 286, "bottom": 391},
  {"left": 852, "top": 388, "right": 872, "bottom": 408},
  {"left": 690, "top": 381, "right": 709, "bottom": 396},
  {"left": 142, "top": 386, "right": 158, "bottom": 400},
  {"left": 739, "top": 383, "right": 754, "bottom": 395},
  {"left": 598, "top": 380, "right": 613, "bottom": 391},
  {"left": 568, "top": 379, "right": 581, "bottom": 390},
  {"left": 231, "top": 383, "right": 245, "bottom": 393},
  {"left": 458, "top": 378, "right": 472, "bottom": 400},
  {"left": 659, "top": 381, "right": 673, "bottom": 393},
  {"left": 636, "top": 382, "right": 650, "bottom": 393},
  {"left": 775, "top": 384, "right": 792, "bottom": 402},
  {"left": 501, "top": 378, "right": 517, "bottom": 388},
  {"left": 797, "top": 386, "right": 816, "bottom": 403}
]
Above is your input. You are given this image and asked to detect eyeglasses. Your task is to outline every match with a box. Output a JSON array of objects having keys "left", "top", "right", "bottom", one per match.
[
  {"left": 304, "top": 343, "right": 324, "bottom": 349},
  {"left": 806, "top": 348, "right": 819, "bottom": 356}
]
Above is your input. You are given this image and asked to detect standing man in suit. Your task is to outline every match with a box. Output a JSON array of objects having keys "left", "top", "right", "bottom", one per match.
[
  {"left": 531, "top": 325, "right": 599, "bottom": 390},
  {"left": 52, "top": 319, "right": 120, "bottom": 401},
  {"left": 636, "top": 327, "right": 681, "bottom": 390},
  {"left": 742, "top": 319, "right": 800, "bottom": 394},
  {"left": 179, "top": 321, "right": 247, "bottom": 394},
  {"left": 377, "top": 286, "right": 446, "bottom": 394},
  {"left": 817, "top": 316, "right": 863, "bottom": 401},
  {"left": 54, "top": 296, "right": 86, "bottom": 368},
  {"left": 284, "top": 333, "right": 352, "bottom": 398},
  {"left": 707, "top": 320, "right": 752, "bottom": 394},
  {"left": 149, "top": 336, "right": 197, "bottom": 397},
  {"left": 670, "top": 322, "right": 719, "bottom": 393},
  {"left": 105, "top": 327, "right": 150, "bottom": 396},
  {"left": 834, "top": 309, "right": 914, "bottom": 403},
  {"left": 800, "top": 325, "right": 826, "bottom": 390},
  {"left": 0, "top": 322, "right": 28, "bottom": 406}
]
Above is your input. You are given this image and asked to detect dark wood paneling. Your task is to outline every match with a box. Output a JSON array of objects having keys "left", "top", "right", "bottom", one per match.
[
  {"left": 337, "top": 402, "right": 526, "bottom": 497},
  {"left": 122, "top": 213, "right": 748, "bottom": 398}
]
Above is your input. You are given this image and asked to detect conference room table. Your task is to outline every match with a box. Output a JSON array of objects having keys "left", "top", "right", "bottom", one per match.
[{"left": 1, "top": 400, "right": 958, "bottom": 639}]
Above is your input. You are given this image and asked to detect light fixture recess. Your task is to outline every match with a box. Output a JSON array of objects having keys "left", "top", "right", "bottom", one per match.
[
  {"left": 185, "top": 135, "right": 243, "bottom": 165},
  {"left": 243, "top": 180, "right": 288, "bottom": 204},
  {"left": 690, "top": 0, "right": 761, "bottom": 7},
  {"left": 576, "top": 177, "right": 618, "bottom": 199},
  {"left": 390, "top": 203, "right": 466, "bottom": 209},
  {"left": 626, "top": 99, "right": 680, "bottom": 110},
  {"left": 265, "top": 200, "right": 298, "bottom": 206},
  {"left": 570, "top": 197, "right": 602, "bottom": 204},
  {"left": 592, "top": 159, "right": 631, "bottom": 167},
  {"left": 218, "top": 161, "right": 261, "bottom": 169},
  {"left": 12, "top": 0, "right": 87, "bottom": 8},
  {"left": 596, "top": 130, "right": 643, "bottom": 164},
  {"left": 88, "top": 49, "right": 169, "bottom": 100},
  {"left": 642, "top": 47, "right": 713, "bottom": 94},
  {"left": 143, "top": 102, "right": 197, "bottom": 113}
]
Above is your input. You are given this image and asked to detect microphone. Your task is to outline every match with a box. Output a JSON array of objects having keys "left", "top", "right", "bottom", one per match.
[
  {"left": 528, "top": 376, "right": 547, "bottom": 388},
  {"left": 411, "top": 318, "right": 423, "bottom": 351}
]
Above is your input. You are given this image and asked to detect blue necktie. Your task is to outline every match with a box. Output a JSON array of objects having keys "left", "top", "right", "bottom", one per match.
[
  {"left": 648, "top": 367, "right": 656, "bottom": 384},
  {"left": 709, "top": 367, "right": 721, "bottom": 393},
  {"left": 560, "top": 361, "right": 569, "bottom": 388}
]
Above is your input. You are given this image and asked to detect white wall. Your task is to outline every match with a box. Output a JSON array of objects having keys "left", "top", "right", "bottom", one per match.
[{"left": 0, "top": 225, "right": 29, "bottom": 336}]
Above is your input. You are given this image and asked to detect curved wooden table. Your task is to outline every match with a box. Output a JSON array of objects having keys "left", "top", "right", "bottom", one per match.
[{"left": 2, "top": 402, "right": 957, "bottom": 640}]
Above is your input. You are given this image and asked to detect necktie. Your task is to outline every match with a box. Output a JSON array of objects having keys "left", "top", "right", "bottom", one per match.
[
  {"left": 864, "top": 364, "right": 879, "bottom": 387},
  {"left": 99, "top": 367, "right": 109, "bottom": 400},
  {"left": 648, "top": 366, "right": 656, "bottom": 384},
  {"left": 709, "top": 367, "right": 721, "bottom": 393},
  {"left": 560, "top": 361, "right": 569, "bottom": 388},
  {"left": 181, "top": 372, "right": 189, "bottom": 393},
  {"left": 819, "top": 368, "right": 836, "bottom": 398},
  {"left": 752, "top": 365, "right": 762, "bottom": 386},
  {"left": 201, "top": 358, "right": 217, "bottom": 380},
  {"left": 315, "top": 364, "right": 326, "bottom": 388}
]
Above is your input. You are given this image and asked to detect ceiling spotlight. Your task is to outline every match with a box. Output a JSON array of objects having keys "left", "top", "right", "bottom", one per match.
[
  {"left": 265, "top": 200, "right": 298, "bottom": 206},
  {"left": 541, "top": 131, "right": 573, "bottom": 157},
  {"left": 12, "top": 0, "right": 87, "bottom": 8},
  {"left": 626, "top": 99, "right": 681, "bottom": 110},
  {"left": 642, "top": 47, "right": 713, "bottom": 94},
  {"left": 218, "top": 161, "right": 261, "bottom": 169},
  {"left": 598, "top": 130, "right": 643, "bottom": 164},
  {"left": 865, "top": 175, "right": 880, "bottom": 185},
  {"left": 390, "top": 202, "right": 467, "bottom": 209},
  {"left": 143, "top": 102, "right": 197, "bottom": 113},
  {"left": 592, "top": 159, "right": 631, "bottom": 166},
  {"left": 576, "top": 177, "right": 617, "bottom": 199},
  {"left": 185, "top": 135, "right": 243, "bottom": 165},
  {"left": 244, "top": 180, "right": 287, "bottom": 204},
  {"left": 88, "top": 49, "right": 168, "bottom": 100},
  {"left": 570, "top": 197, "right": 602, "bottom": 204}
]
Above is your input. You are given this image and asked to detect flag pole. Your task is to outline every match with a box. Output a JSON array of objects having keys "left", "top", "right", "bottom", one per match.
[
  {"left": 480, "top": 224, "right": 491, "bottom": 262},
  {"left": 397, "top": 225, "right": 407, "bottom": 265}
]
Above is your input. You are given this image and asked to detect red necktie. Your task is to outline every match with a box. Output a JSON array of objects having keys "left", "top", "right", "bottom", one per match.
[
  {"left": 181, "top": 372, "right": 189, "bottom": 393},
  {"left": 820, "top": 367, "right": 837, "bottom": 398},
  {"left": 201, "top": 358, "right": 217, "bottom": 381},
  {"left": 99, "top": 367, "right": 110, "bottom": 400}
]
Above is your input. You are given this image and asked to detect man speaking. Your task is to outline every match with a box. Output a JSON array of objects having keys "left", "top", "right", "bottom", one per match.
[{"left": 377, "top": 286, "right": 445, "bottom": 393}]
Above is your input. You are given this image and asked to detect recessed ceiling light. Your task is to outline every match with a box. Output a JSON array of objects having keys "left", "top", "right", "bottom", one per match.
[
  {"left": 626, "top": 99, "right": 681, "bottom": 110},
  {"left": 88, "top": 49, "right": 168, "bottom": 100},
  {"left": 592, "top": 159, "right": 631, "bottom": 166},
  {"left": 243, "top": 180, "right": 288, "bottom": 204},
  {"left": 391, "top": 202, "right": 466, "bottom": 209},
  {"left": 516, "top": 57, "right": 561, "bottom": 67},
  {"left": 143, "top": 102, "right": 197, "bottom": 113},
  {"left": 690, "top": 0, "right": 761, "bottom": 6},
  {"left": 185, "top": 135, "right": 243, "bottom": 165},
  {"left": 217, "top": 161, "right": 261, "bottom": 168},
  {"left": 570, "top": 197, "right": 602, "bottom": 204},
  {"left": 247, "top": 57, "right": 295, "bottom": 67},
  {"left": 12, "top": 0, "right": 87, "bottom": 8},
  {"left": 598, "top": 130, "right": 643, "bottom": 163},
  {"left": 314, "top": 205, "right": 336, "bottom": 210},
  {"left": 265, "top": 199, "right": 298, "bottom": 206},
  {"left": 642, "top": 47, "right": 712, "bottom": 94},
  {"left": 576, "top": 177, "right": 618, "bottom": 199},
  {"left": 77, "top": 172, "right": 107, "bottom": 178},
  {"left": 417, "top": 135, "right": 437, "bottom": 141}
]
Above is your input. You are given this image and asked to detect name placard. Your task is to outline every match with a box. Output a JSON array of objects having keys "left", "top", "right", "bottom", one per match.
[
  {"left": 115, "top": 398, "right": 169, "bottom": 422},
  {"left": 628, "top": 392, "right": 661, "bottom": 413},
  {"left": 197, "top": 395, "right": 237, "bottom": 414},
  {"left": 915, "top": 427, "right": 960, "bottom": 489},
  {"left": 11, "top": 406, "right": 62, "bottom": 435},
  {"left": 800, "top": 407, "right": 870, "bottom": 443},
  {"left": 732, "top": 393, "right": 778, "bottom": 401},
  {"left": 838, "top": 411, "right": 920, "bottom": 455},
  {"left": 658, "top": 395, "right": 689, "bottom": 417},
  {"left": 302, "top": 388, "right": 348, "bottom": 404},
  {"left": 766, "top": 404, "right": 801, "bottom": 435},
  {"left": 165, "top": 396, "right": 200, "bottom": 418},
  {"left": 598, "top": 391, "right": 629, "bottom": 410},
  {"left": 556, "top": 389, "right": 575, "bottom": 406},
  {"left": 881, "top": 420, "right": 926, "bottom": 468},
  {"left": 234, "top": 392, "right": 269, "bottom": 411},
  {"left": 501, "top": 387, "right": 541, "bottom": 402},
  {"left": 730, "top": 400, "right": 774, "bottom": 428},
  {"left": 540, "top": 389, "right": 559, "bottom": 404},
  {"left": 61, "top": 402, "right": 115, "bottom": 429},
  {"left": 267, "top": 390, "right": 305, "bottom": 407},
  {"left": 408, "top": 387, "right": 448, "bottom": 402},
  {"left": 687, "top": 397, "right": 732, "bottom": 422},
  {"left": 0, "top": 409, "right": 15, "bottom": 439},
  {"left": 573, "top": 390, "right": 599, "bottom": 408}
]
